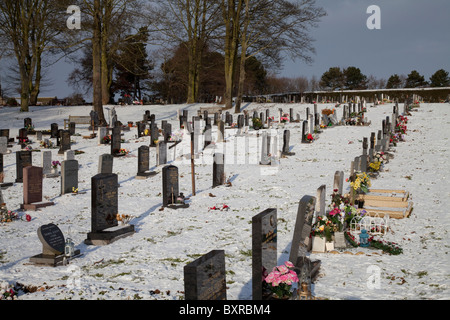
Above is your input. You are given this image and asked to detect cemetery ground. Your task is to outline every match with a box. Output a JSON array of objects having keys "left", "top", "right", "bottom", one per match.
[{"left": 0, "top": 101, "right": 449, "bottom": 301}]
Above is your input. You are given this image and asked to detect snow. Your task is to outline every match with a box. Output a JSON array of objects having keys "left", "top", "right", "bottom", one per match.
[{"left": 0, "top": 101, "right": 449, "bottom": 300}]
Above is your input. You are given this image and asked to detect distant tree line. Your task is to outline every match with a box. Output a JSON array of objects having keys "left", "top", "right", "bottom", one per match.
[{"left": 0, "top": 0, "right": 326, "bottom": 122}]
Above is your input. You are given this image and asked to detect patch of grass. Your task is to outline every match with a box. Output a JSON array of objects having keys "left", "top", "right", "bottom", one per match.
[{"left": 416, "top": 271, "right": 428, "bottom": 278}]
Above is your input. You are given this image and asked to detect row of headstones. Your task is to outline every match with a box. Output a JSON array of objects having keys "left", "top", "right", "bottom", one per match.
[
  {"left": 183, "top": 194, "right": 321, "bottom": 300},
  {"left": 352, "top": 103, "right": 402, "bottom": 173}
]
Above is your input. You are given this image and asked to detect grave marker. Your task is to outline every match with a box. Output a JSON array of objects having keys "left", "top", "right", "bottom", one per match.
[
  {"left": 212, "top": 153, "right": 225, "bottom": 188},
  {"left": 20, "top": 166, "right": 54, "bottom": 210},
  {"left": 29, "top": 223, "right": 79, "bottom": 266},
  {"left": 15, "top": 150, "right": 32, "bottom": 183},
  {"left": 61, "top": 159, "right": 78, "bottom": 195},
  {"left": 98, "top": 154, "right": 113, "bottom": 174},
  {"left": 282, "top": 129, "right": 295, "bottom": 156},
  {"left": 162, "top": 165, "right": 188, "bottom": 208},
  {"left": 85, "top": 173, "right": 135, "bottom": 245},
  {"left": 184, "top": 250, "right": 227, "bottom": 300}
]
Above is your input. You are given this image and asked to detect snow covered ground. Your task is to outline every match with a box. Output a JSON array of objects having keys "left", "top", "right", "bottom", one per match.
[{"left": 0, "top": 101, "right": 449, "bottom": 300}]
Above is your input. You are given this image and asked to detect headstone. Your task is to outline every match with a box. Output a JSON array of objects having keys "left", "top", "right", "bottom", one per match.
[
  {"left": 216, "top": 120, "right": 225, "bottom": 143},
  {"left": 42, "top": 150, "right": 58, "bottom": 178},
  {"left": 64, "top": 150, "right": 75, "bottom": 161},
  {"left": 36, "top": 131, "right": 43, "bottom": 141},
  {"left": 252, "top": 208, "right": 277, "bottom": 300},
  {"left": 163, "top": 123, "right": 172, "bottom": 142},
  {"left": 18, "top": 128, "right": 28, "bottom": 146},
  {"left": 333, "top": 171, "right": 344, "bottom": 195},
  {"left": 85, "top": 173, "right": 135, "bottom": 245},
  {"left": 204, "top": 124, "right": 212, "bottom": 148},
  {"left": 98, "top": 154, "right": 113, "bottom": 174},
  {"left": 162, "top": 165, "right": 188, "bottom": 208},
  {"left": 61, "top": 159, "right": 78, "bottom": 195},
  {"left": 98, "top": 127, "right": 108, "bottom": 144},
  {"left": 50, "top": 123, "right": 58, "bottom": 138},
  {"left": 361, "top": 137, "right": 368, "bottom": 172},
  {"left": 111, "top": 127, "right": 121, "bottom": 156},
  {"left": 301, "top": 120, "right": 308, "bottom": 143},
  {"left": 20, "top": 166, "right": 54, "bottom": 210},
  {"left": 281, "top": 129, "right": 295, "bottom": 156},
  {"left": 289, "top": 108, "right": 294, "bottom": 122},
  {"left": 184, "top": 250, "right": 227, "bottom": 300},
  {"left": 137, "top": 122, "right": 146, "bottom": 138},
  {"left": 259, "top": 131, "right": 270, "bottom": 165},
  {"left": 15, "top": 150, "right": 32, "bottom": 183},
  {"left": 315, "top": 185, "right": 326, "bottom": 217},
  {"left": 157, "top": 141, "right": 168, "bottom": 166},
  {"left": 90, "top": 110, "right": 99, "bottom": 129},
  {"left": 150, "top": 123, "right": 159, "bottom": 147},
  {"left": 29, "top": 223, "right": 80, "bottom": 266},
  {"left": 212, "top": 153, "right": 225, "bottom": 188},
  {"left": 69, "top": 122, "right": 76, "bottom": 135},
  {"left": 0, "top": 136, "right": 7, "bottom": 155},
  {"left": 289, "top": 195, "right": 316, "bottom": 265},
  {"left": 58, "top": 130, "right": 71, "bottom": 155}
]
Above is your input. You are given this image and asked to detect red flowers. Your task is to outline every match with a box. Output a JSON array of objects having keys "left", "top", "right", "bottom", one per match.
[{"left": 307, "top": 133, "right": 314, "bottom": 142}]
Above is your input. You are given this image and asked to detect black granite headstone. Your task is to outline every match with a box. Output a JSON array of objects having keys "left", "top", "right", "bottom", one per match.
[
  {"left": 15, "top": 150, "right": 32, "bottom": 183},
  {"left": 212, "top": 153, "right": 225, "bottom": 188},
  {"left": 252, "top": 208, "right": 277, "bottom": 300},
  {"left": 184, "top": 250, "right": 227, "bottom": 300}
]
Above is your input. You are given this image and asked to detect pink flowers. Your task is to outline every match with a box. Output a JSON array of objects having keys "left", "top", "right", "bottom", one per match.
[{"left": 264, "top": 261, "right": 298, "bottom": 287}]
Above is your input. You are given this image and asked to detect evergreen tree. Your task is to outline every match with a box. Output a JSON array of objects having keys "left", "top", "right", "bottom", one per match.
[
  {"left": 386, "top": 74, "right": 403, "bottom": 89},
  {"left": 343, "top": 66, "right": 367, "bottom": 90},
  {"left": 319, "top": 67, "right": 344, "bottom": 91},
  {"left": 405, "top": 70, "right": 427, "bottom": 88},
  {"left": 429, "top": 69, "right": 450, "bottom": 87}
]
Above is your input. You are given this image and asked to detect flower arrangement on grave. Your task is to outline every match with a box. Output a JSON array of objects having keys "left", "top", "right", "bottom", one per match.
[
  {"left": 24, "top": 145, "right": 33, "bottom": 151},
  {"left": 25, "top": 124, "right": 34, "bottom": 132},
  {"left": 280, "top": 113, "right": 289, "bottom": 123},
  {"left": 369, "top": 237, "right": 403, "bottom": 255},
  {"left": 321, "top": 108, "right": 334, "bottom": 116},
  {"left": 52, "top": 161, "right": 61, "bottom": 169},
  {"left": 208, "top": 204, "right": 230, "bottom": 211},
  {"left": 306, "top": 133, "right": 314, "bottom": 142},
  {"left": 263, "top": 261, "right": 299, "bottom": 299},
  {"left": 72, "top": 187, "right": 79, "bottom": 194},
  {"left": 0, "top": 282, "right": 17, "bottom": 300},
  {"left": 0, "top": 204, "right": 31, "bottom": 223},
  {"left": 348, "top": 172, "right": 371, "bottom": 194},
  {"left": 252, "top": 117, "right": 262, "bottom": 129},
  {"left": 344, "top": 207, "right": 366, "bottom": 227},
  {"left": 40, "top": 140, "right": 55, "bottom": 149},
  {"left": 311, "top": 215, "right": 338, "bottom": 241},
  {"left": 116, "top": 214, "right": 133, "bottom": 225},
  {"left": 103, "top": 135, "right": 111, "bottom": 144},
  {"left": 368, "top": 161, "right": 381, "bottom": 172},
  {"left": 344, "top": 231, "right": 359, "bottom": 247},
  {"left": 119, "top": 148, "right": 129, "bottom": 155},
  {"left": 170, "top": 130, "right": 184, "bottom": 142}
]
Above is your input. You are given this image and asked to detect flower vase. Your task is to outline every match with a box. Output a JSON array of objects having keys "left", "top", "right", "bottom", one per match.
[{"left": 51, "top": 167, "right": 58, "bottom": 174}]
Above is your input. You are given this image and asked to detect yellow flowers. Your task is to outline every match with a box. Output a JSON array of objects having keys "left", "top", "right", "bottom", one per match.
[
  {"left": 369, "top": 161, "right": 381, "bottom": 172},
  {"left": 350, "top": 172, "right": 371, "bottom": 193}
]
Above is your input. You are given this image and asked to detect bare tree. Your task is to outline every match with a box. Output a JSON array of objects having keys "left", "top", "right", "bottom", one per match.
[
  {"left": 150, "top": 0, "right": 221, "bottom": 104},
  {"left": 0, "top": 0, "right": 70, "bottom": 111},
  {"left": 221, "top": 0, "right": 326, "bottom": 112}
]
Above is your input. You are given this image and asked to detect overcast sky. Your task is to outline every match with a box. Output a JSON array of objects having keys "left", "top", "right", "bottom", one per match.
[
  {"left": 2, "top": 0, "right": 450, "bottom": 99},
  {"left": 281, "top": 0, "right": 450, "bottom": 81}
]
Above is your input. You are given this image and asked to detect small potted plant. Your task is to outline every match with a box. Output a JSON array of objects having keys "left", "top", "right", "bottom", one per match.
[{"left": 51, "top": 161, "right": 61, "bottom": 174}]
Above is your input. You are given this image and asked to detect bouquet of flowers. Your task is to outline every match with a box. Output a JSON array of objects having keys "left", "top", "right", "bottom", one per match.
[
  {"left": 306, "top": 133, "right": 314, "bottom": 142},
  {"left": 264, "top": 261, "right": 298, "bottom": 299},
  {"left": 348, "top": 172, "right": 371, "bottom": 194},
  {"left": 103, "top": 135, "right": 111, "bottom": 144},
  {"left": 0, "top": 282, "right": 17, "bottom": 300},
  {"left": 252, "top": 117, "right": 262, "bottom": 129},
  {"left": 280, "top": 113, "right": 289, "bottom": 123},
  {"left": 52, "top": 160, "right": 61, "bottom": 169},
  {"left": 119, "top": 148, "right": 129, "bottom": 155},
  {"left": 321, "top": 108, "right": 334, "bottom": 116},
  {"left": 170, "top": 130, "right": 184, "bottom": 142},
  {"left": 312, "top": 215, "right": 338, "bottom": 241}
]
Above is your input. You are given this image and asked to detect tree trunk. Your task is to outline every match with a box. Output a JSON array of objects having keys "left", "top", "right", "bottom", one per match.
[
  {"left": 235, "top": 0, "right": 249, "bottom": 114},
  {"left": 30, "top": 53, "right": 42, "bottom": 106},
  {"left": 93, "top": 0, "right": 106, "bottom": 125}
]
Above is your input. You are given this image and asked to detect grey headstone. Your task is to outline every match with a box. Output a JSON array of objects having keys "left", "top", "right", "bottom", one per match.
[
  {"left": 289, "top": 195, "right": 316, "bottom": 266},
  {"left": 0, "top": 136, "right": 7, "bottom": 155},
  {"left": 15, "top": 151, "right": 32, "bottom": 183},
  {"left": 98, "top": 154, "right": 113, "bottom": 174},
  {"left": 61, "top": 159, "right": 78, "bottom": 195}
]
